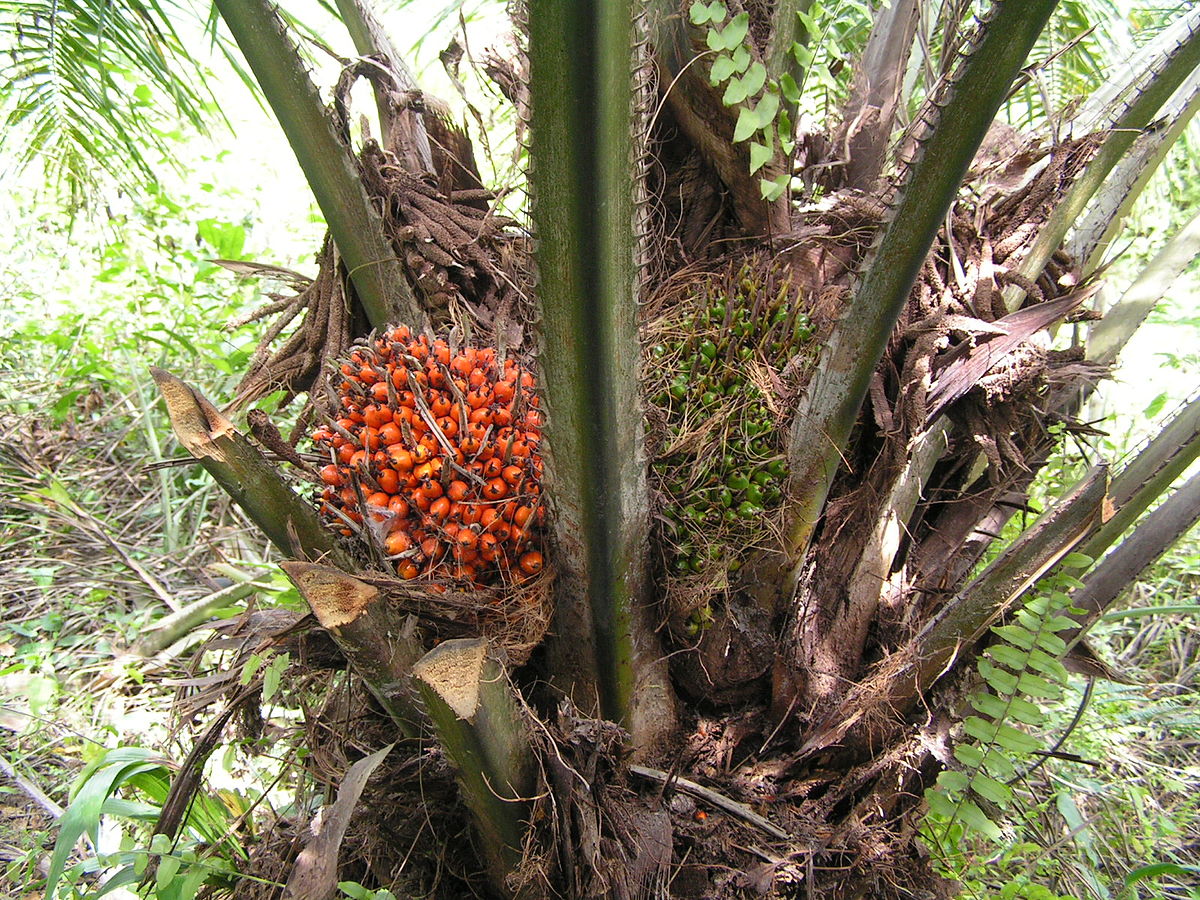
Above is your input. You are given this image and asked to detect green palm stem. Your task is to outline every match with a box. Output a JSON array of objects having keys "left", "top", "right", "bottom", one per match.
[
  {"left": 1070, "top": 75, "right": 1200, "bottom": 273},
  {"left": 783, "top": 0, "right": 1061, "bottom": 574},
  {"left": 911, "top": 465, "right": 1109, "bottom": 694},
  {"left": 901, "top": 214, "right": 1200, "bottom": 603},
  {"left": 1072, "top": 7, "right": 1199, "bottom": 131},
  {"left": 1065, "top": 467, "right": 1200, "bottom": 649},
  {"left": 1044, "top": 391, "right": 1200, "bottom": 586},
  {"left": 412, "top": 639, "right": 534, "bottom": 897},
  {"left": 213, "top": 0, "right": 419, "bottom": 327},
  {"left": 528, "top": 0, "right": 676, "bottom": 748},
  {"left": 132, "top": 572, "right": 264, "bottom": 657},
  {"left": 904, "top": 392, "right": 1200, "bottom": 707},
  {"left": 1087, "top": 209, "right": 1200, "bottom": 366},
  {"left": 825, "top": 14, "right": 1200, "bottom": 635},
  {"left": 890, "top": 203, "right": 1200, "bottom": 627},
  {"left": 151, "top": 368, "right": 349, "bottom": 567},
  {"left": 281, "top": 562, "right": 425, "bottom": 738}
]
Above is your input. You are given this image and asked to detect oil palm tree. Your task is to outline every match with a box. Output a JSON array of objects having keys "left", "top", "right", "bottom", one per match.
[{"left": 15, "top": 0, "right": 1200, "bottom": 896}]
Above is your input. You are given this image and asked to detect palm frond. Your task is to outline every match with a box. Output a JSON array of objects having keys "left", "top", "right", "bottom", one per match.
[
  {"left": 784, "top": 0, "right": 1060, "bottom": 564},
  {"left": 0, "top": 0, "right": 221, "bottom": 199},
  {"left": 1011, "top": 4, "right": 1200, "bottom": 303},
  {"left": 1069, "top": 68, "right": 1200, "bottom": 270}
]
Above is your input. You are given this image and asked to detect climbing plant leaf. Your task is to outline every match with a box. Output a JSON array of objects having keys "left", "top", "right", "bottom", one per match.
[
  {"left": 749, "top": 140, "right": 773, "bottom": 174},
  {"left": 710, "top": 54, "right": 739, "bottom": 84}
]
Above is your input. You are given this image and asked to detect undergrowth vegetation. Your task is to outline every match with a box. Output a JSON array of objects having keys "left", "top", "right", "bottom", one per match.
[
  {"left": 922, "top": 537, "right": 1200, "bottom": 899},
  {"left": 0, "top": 169, "right": 317, "bottom": 896},
  {"left": 915, "top": 390, "right": 1200, "bottom": 899}
]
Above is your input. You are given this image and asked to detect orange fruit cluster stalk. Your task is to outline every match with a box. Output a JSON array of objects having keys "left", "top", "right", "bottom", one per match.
[{"left": 312, "top": 325, "right": 545, "bottom": 586}]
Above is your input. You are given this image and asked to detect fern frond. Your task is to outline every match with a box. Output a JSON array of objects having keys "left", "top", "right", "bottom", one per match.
[{"left": 926, "top": 560, "right": 1093, "bottom": 849}]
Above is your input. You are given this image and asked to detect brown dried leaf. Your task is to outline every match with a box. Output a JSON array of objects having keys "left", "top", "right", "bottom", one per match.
[{"left": 284, "top": 744, "right": 395, "bottom": 900}]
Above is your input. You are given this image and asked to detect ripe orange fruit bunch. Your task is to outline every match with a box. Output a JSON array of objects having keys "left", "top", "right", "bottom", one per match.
[{"left": 311, "top": 325, "right": 545, "bottom": 586}]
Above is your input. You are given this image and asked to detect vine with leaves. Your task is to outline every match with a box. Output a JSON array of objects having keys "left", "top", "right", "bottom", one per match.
[{"left": 690, "top": 0, "right": 871, "bottom": 199}]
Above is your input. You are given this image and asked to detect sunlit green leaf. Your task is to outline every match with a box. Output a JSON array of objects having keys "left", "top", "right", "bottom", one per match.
[
  {"left": 730, "top": 44, "right": 751, "bottom": 73},
  {"left": 991, "top": 624, "right": 1034, "bottom": 650},
  {"left": 1024, "top": 647, "right": 1067, "bottom": 680},
  {"left": 954, "top": 744, "right": 985, "bottom": 768},
  {"left": 47, "top": 750, "right": 168, "bottom": 900},
  {"left": 1126, "top": 862, "right": 1200, "bottom": 885},
  {"left": 722, "top": 11, "right": 749, "bottom": 48},
  {"left": 710, "top": 53, "right": 738, "bottom": 84},
  {"left": 938, "top": 770, "right": 969, "bottom": 793},
  {"left": 742, "top": 62, "right": 766, "bottom": 97},
  {"left": 752, "top": 91, "right": 780, "bottom": 128},
  {"left": 1143, "top": 392, "right": 1168, "bottom": 418},
  {"left": 748, "top": 140, "right": 773, "bottom": 174},
  {"left": 240, "top": 652, "right": 265, "bottom": 685},
  {"left": 759, "top": 173, "right": 789, "bottom": 201},
  {"left": 981, "top": 749, "right": 1017, "bottom": 780},
  {"left": 924, "top": 786, "right": 958, "bottom": 818},
  {"left": 0, "top": 0, "right": 245, "bottom": 199},
  {"left": 777, "top": 115, "right": 795, "bottom": 157},
  {"left": 156, "top": 853, "right": 181, "bottom": 892},
  {"left": 262, "top": 650, "right": 290, "bottom": 702},
  {"left": 978, "top": 659, "right": 1019, "bottom": 695},
  {"left": 964, "top": 716, "right": 1041, "bottom": 754},
  {"left": 707, "top": 11, "right": 749, "bottom": 52},
  {"left": 724, "top": 73, "right": 752, "bottom": 105},
  {"left": 96, "top": 865, "right": 141, "bottom": 897},
  {"left": 956, "top": 798, "right": 1004, "bottom": 840},
  {"left": 970, "top": 773, "right": 1012, "bottom": 806},
  {"left": 989, "top": 644, "right": 1031, "bottom": 672},
  {"left": 779, "top": 72, "right": 800, "bottom": 105},
  {"left": 733, "top": 107, "right": 758, "bottom": 142},
  {"left": 1045, "top": 615, "right": 1079, "bottom": 633},
  {"left": 1015, "top": 670, "right": 1062, "bottom": 700}
]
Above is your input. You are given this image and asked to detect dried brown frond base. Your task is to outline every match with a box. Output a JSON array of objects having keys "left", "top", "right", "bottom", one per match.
[
  {"left": 178, "top": 598, "right": 966, "bottom": 899},
  {"left": 229, "top": 237, "right": 357, "bottom": 415},
  {"left": 355, "top": 570, "right": 555, "bottom": 667},
  {"left": 228, "top": 141, "right": 535, "bottom": 421}
]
